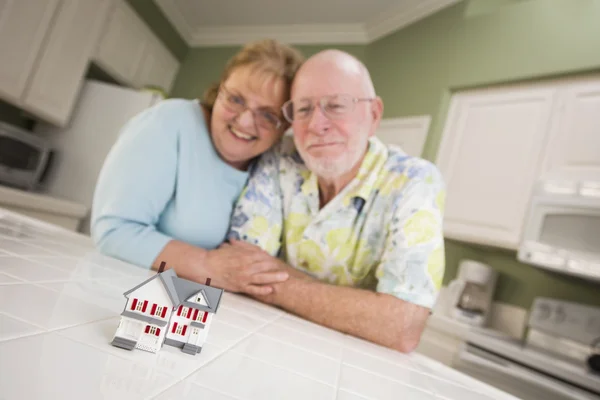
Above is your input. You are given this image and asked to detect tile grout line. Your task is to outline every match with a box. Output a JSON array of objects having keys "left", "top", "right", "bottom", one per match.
[
  {"left": 193, "top": 383, "right": 247, "bottom": 400},
  {"left": 340, "top": 361, "right": 437, "bottom": 396},
  {"left": 333, "top": 345, "right": 345, "bottom": 400},
  {"left": 17, "top": 254, "right": 133, "bottom": 280},
  {"left": 147, "top": 314, "right": 286, "bottom": 399},
  {"left": 224, "top": 348, "right": 338, "bottom": 388},
  {"left": 243, "top": 328, "right": 343, "bottom": 363},
  {"left": 0, "top": 310, "right": 49, "bottom": 331},
  {"left": 271, "top": 316, "right": 350, "bottom": 347},
  {"left": 336, "top": 388, "right": 376, "bottom": 400}
]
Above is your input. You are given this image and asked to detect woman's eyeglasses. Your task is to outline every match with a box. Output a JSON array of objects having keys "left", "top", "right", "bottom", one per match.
[{"left": 219, "top": 86, "right": 284, "bottom": 131}]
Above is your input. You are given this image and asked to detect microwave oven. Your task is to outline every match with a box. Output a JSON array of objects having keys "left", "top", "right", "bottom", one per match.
[
  {"left": 0, "top": 121, "right": 54, "bottom": 191},
  {"left": 518, "top": 180, "right": 600, "bottom": 282}
]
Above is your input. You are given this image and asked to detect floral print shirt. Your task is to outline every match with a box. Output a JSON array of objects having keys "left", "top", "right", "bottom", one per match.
[{"left": 228, "top": 136, "right": 446, "bottom": 309}]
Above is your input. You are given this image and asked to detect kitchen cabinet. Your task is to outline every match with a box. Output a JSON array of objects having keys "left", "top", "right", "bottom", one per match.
[
  {"left": 540, "top": 75, "right": 600, "bottom": 183},
  {"left": 436, "top": 74, "right": 600, "bottom": 250},
  {"left": 94, "top": 0, "right": 180, "bottom": 93},
  {"left": 375, "top": 116, "right": 431, "bottom": 157},
  {"left": 94, "top": 0, "right": 149, "bottom": 87},
  {"left": 21, "top": 0, "right": 112, "bottom": 127},
  {"left": 0, "top": 0, "right": 60, "bottom": 106},
  {"left": 436, "top": 83, "right": 558, "bottom": 250},
  {"left": 0, "top": 0, "right": 110, "bottom": 127},
  {"left": 134, "top": 33, "right": 180, "bottom": 94}
]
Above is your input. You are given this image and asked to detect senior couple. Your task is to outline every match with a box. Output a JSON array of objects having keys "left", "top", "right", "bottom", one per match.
[{"left": 91, "top": 39, "right": 446, "bottom": 353}]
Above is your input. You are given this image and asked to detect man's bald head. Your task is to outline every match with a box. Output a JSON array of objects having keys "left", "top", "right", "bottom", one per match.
[
  {"left": 292, "top": 50, "right": 376, "bottom": 98},
  {"left": 287, "top": 49, "right": 384, "bottom": 182}
]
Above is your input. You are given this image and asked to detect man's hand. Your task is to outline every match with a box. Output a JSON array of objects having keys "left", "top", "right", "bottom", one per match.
[{"left": 203, "top": 240, "right": 290, "bottom": 296}]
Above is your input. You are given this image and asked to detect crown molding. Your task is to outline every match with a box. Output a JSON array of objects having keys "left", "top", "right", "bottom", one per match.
[
  {"left": 187, "top": 24, "right": 368, "bottom": 47},
  {"left": 155, "top": 0, "right": 461, "bottom": 47},
  {"left": 365, "top": 0, "right": 460, "bottom": 42},
  {"left": 154, "top": 0, "right": 196, "bottom": 45}
]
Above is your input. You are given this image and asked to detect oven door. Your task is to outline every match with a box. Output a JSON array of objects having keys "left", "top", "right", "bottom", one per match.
[{"left": 454, "top": 344, "right": 599, "bottom": 400}]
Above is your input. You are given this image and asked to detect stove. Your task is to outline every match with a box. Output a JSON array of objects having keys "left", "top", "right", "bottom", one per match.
[{"left": 453, "top": 298, "right": 600, "bottom": 400}]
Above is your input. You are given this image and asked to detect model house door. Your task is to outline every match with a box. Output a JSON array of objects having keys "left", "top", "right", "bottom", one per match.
[{"left": 121, "top": 319, "right": 143, "bottom": 339}]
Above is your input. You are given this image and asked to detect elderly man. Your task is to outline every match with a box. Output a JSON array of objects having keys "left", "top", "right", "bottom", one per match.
[{"left": 226, "top": 50, "right": 446, "bottom": 353}]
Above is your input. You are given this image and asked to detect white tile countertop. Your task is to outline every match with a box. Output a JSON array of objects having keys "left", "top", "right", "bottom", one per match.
[{"left": 0, "top": 208, "right": 520, "bottom": 400}]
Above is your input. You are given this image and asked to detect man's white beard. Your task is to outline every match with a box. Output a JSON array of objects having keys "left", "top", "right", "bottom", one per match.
[{"left": 300, "top": 143, "right": 366, "bottom": 181}]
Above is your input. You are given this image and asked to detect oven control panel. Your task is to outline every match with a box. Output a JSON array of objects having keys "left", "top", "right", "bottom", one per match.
[{"left": 529, "top": 297, "right": 600, "bottom": 346}]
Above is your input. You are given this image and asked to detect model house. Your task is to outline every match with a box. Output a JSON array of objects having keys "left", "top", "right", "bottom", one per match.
[{"left": 111, "top": 262, "right": 223, "bottom": 355}]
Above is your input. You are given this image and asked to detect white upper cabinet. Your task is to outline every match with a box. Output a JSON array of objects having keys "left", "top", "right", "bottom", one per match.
[
  {"left": 134, "top": 33, "right": 180, "bottom": 94},
  {"left": 540, "top": 75, "right": 600, "bottom": 183},
  {"left": 94, "top": 1, "right": 149, "bottom": 86},
  {"left": 0, "top": 0, "right": 59, "bottom": 105},
  {"left": 22, "top": 0, "right": 112, "bottom": 127},
  {"left": 94, "top": 0, "right": 180, "bottom": 93},
  {"left": 376, "top": 116, "right": 431, "bottom": 157},
  {"left": 436, "top": 84, "right": 558, "bottom": 250}
]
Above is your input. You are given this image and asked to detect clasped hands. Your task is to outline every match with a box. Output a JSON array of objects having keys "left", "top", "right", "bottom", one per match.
[{"left": 203, "top": 239, "right": 309, "bottom": 299}]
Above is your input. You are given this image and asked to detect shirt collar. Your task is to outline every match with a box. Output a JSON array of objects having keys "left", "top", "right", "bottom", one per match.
[
  {"left": 345, "top": 137, "right": 388, "bottom": 203},
  {"left": 297, "top": 137, "right": 388, "bottom": 209}
]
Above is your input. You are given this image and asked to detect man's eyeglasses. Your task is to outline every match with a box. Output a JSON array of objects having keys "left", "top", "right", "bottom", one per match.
[
  {"left": 281, "top": 94, "right": 374, "bottom": 123},
  {"left": 218, "top": 86, "right": 284, "bottom": 131}
]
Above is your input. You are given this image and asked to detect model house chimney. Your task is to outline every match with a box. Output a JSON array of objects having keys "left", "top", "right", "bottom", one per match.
[
  {"left": 158, "top": 261, "right": 166, "bottom": 274},
  {"left": 205, "top": 278, "right": 211, "bottom": 286}
]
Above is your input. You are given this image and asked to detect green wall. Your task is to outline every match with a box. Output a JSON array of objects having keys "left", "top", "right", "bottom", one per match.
[
  {"left": 367, "top": 0, "right": 600, "bottom": 309},
  {"left": 170, "top": 45, "right": 366, "bottom": 99}
]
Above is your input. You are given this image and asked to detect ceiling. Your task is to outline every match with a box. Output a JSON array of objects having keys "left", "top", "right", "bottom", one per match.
[{"left": 154, "top": 0, "right": 461, "bottom": 46}]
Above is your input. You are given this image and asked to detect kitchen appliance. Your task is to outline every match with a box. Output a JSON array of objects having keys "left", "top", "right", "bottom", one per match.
[
  {"left": 447, "top": 260, "right": 498, "bottom": 327},
  {"left": 455, "top": 297, "right": 600, "bottom": 400},
  {"left": 0, "top": 121, "right": 54, "bottom": 191},
  {"left": 34, "top": 79, "right": 164, "bottom": 234},
  {"left": 518, "top": 180, "right": 600, "bottom": 282}
]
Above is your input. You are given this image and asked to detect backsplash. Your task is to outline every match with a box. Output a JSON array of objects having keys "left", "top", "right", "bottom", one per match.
[{"left": 443, "top": 239, "right": 600, "bottom": 310}]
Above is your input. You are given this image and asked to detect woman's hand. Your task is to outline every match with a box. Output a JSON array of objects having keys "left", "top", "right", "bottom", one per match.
[{"left": 203, "top": 240, "right": 290, "bottom": 296}]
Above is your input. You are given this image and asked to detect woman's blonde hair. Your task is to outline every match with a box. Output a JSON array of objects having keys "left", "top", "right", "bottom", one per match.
[{"left": 201, "top": 39, "right": 304, "bottom": 116}]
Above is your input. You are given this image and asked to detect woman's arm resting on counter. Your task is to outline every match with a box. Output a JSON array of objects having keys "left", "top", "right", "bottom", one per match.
[{"left": 90, "top": 105, "right": 179, "bottom": 269}]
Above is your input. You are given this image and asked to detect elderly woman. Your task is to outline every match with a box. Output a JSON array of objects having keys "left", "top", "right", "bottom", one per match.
[{"left": 91, "top": 39, "right": 304, "bottom": 296}]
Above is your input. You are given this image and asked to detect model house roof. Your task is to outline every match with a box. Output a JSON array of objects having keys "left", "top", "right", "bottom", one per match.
[{"left": 123, "top": 267, "right": 224, "bottom": 313}]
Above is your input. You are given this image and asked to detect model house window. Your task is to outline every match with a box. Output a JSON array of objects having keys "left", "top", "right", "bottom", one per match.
[
  {"left": 196, "top": 311, "right": 208, "bottom": 322},
  {"left": 131, "top": 298, "right": 147, "bottom": 313},
  {"left": 136, "top": 301, "right": 147, "bottom": 312},
  {"left": 173, "top": 323, "right": 187, "bottom": 336},
  {"left": 153, "top": 305, "right": 165, "bottom": 317},
  {"left": 144, "top": 325, "right": 161, "bottom": 336}
]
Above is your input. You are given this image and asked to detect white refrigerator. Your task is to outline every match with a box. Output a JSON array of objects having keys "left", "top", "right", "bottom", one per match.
[{"left": 35, "top": 79, "right": 164, "bottom": 234}]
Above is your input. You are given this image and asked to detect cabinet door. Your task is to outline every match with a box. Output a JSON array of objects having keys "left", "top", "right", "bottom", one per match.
[
  {"left": 94, "top": 1, "right": 148, "bottom": 86},
  {"left": 134, "top": 35, "right": 180, "bottom": 94},
  {"left": 540, "top": 76, "right": 600, "bottom": 183},
  {"left": 22, "top": 0, "right": 112, "bottom": 127},
  {"left": 376, "top": 116, "right": 431, "bottom": 157},
  {"left": 0, "top": 0, "right": 59, "bottom": 104},
  {"left": 436, "top": 85, "right": 558, "bottom": 250}
]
